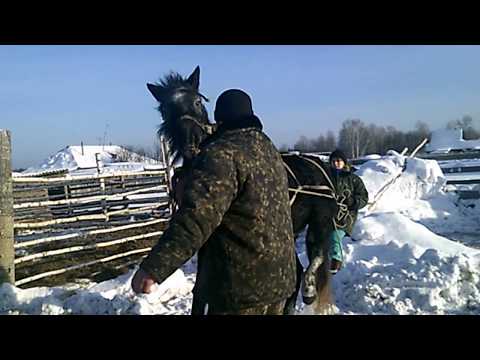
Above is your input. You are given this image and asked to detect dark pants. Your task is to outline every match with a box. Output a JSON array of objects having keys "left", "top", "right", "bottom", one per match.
[
  {"left": 207, "top": 299, "right": 287, "bottom": 315},
  {"left": 191, "top": 293, "right": 208, "bottom": 315}
]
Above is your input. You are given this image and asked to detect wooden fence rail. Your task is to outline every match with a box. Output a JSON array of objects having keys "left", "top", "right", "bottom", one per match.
[
  {"left": 15, "top": 218, "right": 169, "bottom": 249},
  {"left": 15, "top": 247, "right": 153, "bottom": 286}
]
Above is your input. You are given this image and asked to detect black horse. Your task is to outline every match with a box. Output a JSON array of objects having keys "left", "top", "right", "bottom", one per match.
[{"left": 147, "top": 66, "right": 338, "bottom": 314}]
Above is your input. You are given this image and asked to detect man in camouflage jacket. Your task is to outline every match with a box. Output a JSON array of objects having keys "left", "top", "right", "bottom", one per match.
[{"left": 132, "top": 89, "right": 296, "bottom": 315}]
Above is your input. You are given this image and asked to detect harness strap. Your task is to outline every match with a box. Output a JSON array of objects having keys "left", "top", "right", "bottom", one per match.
[
  {"left": 297, "top": 155, "right": 336, "bottom": 192},
  {"left": 288, "top": 187, "right": 336, "bottom": 206},
  {"left": 284, "top": 154, "right": 354, "bottom": 230},
  {"left": 283, "top": 161, "right": 303, "bottom": 206},
  {"left": 181, "top": 115, "right": 215, "bottom": 135},
  {"left": 284, "top": 155, "right": 337, "bottom": 207}
]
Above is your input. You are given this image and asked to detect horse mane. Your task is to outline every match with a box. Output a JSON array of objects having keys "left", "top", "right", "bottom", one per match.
[
  {"left": 155, "top": 72, "right": 192, "bottom": 94},
  {"left": 157, "top": 112, "right": 183, "bottom": 163}
]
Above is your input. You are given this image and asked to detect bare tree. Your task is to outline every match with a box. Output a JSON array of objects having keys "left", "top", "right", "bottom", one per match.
[
  {"left": 325, "top": 130, "right": 336, "bottom": 151},
  {"left": 294, "top": 135, "right": 313, "bottom": 152},
  {"left": 311, "top": 134, "right": 326, "bottom": 152},
  {"left": 116, "top": 145, "right": 152, "bottom": 162},
  {"left": 447, "top": 115, "right": 480, "bottom": 140},
  {"left": 338, "top": 119, "right": 371, "bottom": 158},
  {"left": 291, "top": 119, "right": 432, "bottom": 158}
]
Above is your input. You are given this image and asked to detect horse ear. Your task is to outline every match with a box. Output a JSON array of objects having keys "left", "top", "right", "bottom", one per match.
[
  {"left": 187, "top": 66, "right": 200, "bottom": 90},
  {"left": 147, "top": 83, "right": 165, "bottom": 103}
]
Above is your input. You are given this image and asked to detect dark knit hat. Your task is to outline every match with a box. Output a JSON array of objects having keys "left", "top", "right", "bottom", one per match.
[
  {"left": 329, "top": 149, "right": 348, "bottom": 164},
  {"left": 214, "top": 89, "right": 254, "bottom": 124}
]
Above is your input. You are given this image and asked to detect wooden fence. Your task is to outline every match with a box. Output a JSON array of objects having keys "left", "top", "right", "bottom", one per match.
[{"left": 0, "top": 129, "right": 175, "bottom": 288}]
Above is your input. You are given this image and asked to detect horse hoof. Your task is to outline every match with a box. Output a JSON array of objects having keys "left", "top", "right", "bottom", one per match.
[
  {"left": 302, "top": 283, "right": 317, "bottom": 305},
  {"left": 303, "top": 295, "right": 316, "bottom": 305}
]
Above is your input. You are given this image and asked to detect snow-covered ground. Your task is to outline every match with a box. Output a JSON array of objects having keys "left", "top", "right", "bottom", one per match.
[
  {"left": 3, "top": 151, "right": 480, "bottom": 315},
  {"left": 0, "top": 269, "right": 195, "bottom": 315}
]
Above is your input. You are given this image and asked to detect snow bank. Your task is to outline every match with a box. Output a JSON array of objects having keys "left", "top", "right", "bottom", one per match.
[
  {"left": 356, "top": 151, "right": 446, "bottom": 206},
  {"left": 352, "top": 212, "right": 479, "bottom": 259},
  {"left": 334, "top": 240, "right": 480, "bottom": 314}
]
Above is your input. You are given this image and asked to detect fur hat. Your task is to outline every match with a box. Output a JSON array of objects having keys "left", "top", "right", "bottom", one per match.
[
  {"left": 214, "top": 89, "right": 254, "bottom": 124},
  {"left": 329, "top": 149, "right": 348, "bottom": 164}
]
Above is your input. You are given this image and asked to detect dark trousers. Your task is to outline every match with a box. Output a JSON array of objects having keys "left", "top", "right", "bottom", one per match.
[
  {"left": 190, "top": 293, "right": 208, "bottom": 315},
  {"left": 207, "top": 299, "right": 287, "bottom": 315}
]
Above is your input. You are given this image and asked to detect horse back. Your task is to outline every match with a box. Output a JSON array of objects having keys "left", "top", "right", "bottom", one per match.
[{"left": 281, "top": 153, "right": 331, "bottom": 188}]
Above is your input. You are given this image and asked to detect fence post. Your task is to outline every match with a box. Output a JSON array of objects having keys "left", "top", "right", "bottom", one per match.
[
  {"left": 160, "top": 136, "right": 174, "bottom": 216},
  {"left": 0, "top": 129, "right": 15, "bottom": 284},
  {"left": 95, "top": 152, "right": 108, "bottom": 221}
]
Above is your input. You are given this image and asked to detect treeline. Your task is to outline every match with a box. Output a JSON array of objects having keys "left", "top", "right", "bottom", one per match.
[
  {"left": 118, "top": 138, "right": 164, "bottom": 162},
  {"left": 446, "top": 115, "right": 480, "bottom": 140},
  {"left": 284, "top": 115, "right": 480, "bottom": 159}
]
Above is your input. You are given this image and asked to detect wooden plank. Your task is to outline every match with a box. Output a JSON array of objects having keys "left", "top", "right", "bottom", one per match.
[
  {"left": 15, "top": 247, "right": 153, "bottom": 286},
  {"left": 13, "top": 170, "right": 166, "bottom": 183},
  {"left": 14, "top": 202, "right": 170, "bottom": 229},
  {"left": 14, "top": 218, "right": 169, "bottom": 248},
  {"left": 14, "top": 185, "right": 167, "bottom": 209},
  {"left": 14, "top": 231, "right": 162, "bottom": 264}
]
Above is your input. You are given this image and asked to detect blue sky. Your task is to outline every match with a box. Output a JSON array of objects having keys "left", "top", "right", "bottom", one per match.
[{"left": 1, "top": 45, "right": 480, "bottom": 168}]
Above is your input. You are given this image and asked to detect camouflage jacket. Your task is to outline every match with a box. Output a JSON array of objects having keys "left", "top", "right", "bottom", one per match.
[
  {"left": 140, "top": 115, "right": 296, "bottom": 311},
  {"left": 331, "top": 165, "right": 369, "bottom": 235}
]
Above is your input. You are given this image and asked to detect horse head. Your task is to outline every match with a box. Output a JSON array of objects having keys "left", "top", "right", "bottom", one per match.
[{"left": 147, "top": 66, "right": 214, "bottom": 164}]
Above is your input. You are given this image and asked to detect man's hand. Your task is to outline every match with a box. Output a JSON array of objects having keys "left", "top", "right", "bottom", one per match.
[{"left": 131, "top": 268, "right": 157, "bottom": 294}]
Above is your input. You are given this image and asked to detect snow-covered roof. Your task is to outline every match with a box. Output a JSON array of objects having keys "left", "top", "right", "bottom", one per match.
[
  {"left": 22, "top": 145, "right": 161, "bottom": 175},
  {"left": 425, "top": 128, "right": 480, "bottom": 153}
]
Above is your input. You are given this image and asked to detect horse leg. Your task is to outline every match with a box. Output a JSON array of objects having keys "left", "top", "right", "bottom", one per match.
[
  {"left": 283, "top": 252, "right": 303, "bottom": 315},
  {"left": 302, "top": 222, "right": 322, "bottom": 305},
  {"left": 312, "top": 246, "right": 334, "bottom": 314},
  {"left": 303, "top": 216, "right": 335, "bottom": 314},
  {"left": 302, "top": 251, "right": 323, "bottom": 305},
  {"left": 314, "top": 224, "right": 336, "bottom": 314},
  {"left": 284, "top": 197, "right": 310, "bottom": 315}
]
